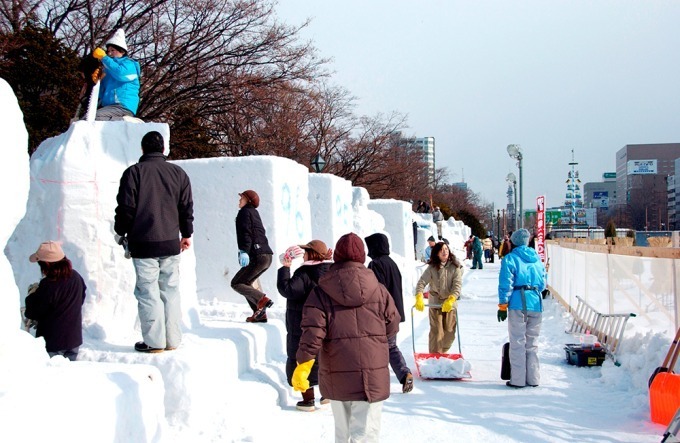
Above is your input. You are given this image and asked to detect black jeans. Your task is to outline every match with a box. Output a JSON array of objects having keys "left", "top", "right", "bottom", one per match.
[{"left": 231, "top": 253, "right": 273, "bottom": 311}]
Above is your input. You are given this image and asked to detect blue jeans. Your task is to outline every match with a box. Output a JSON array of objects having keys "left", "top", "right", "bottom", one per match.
[{"left": 133, "top": 255, "right": 182, "bottom": 349}]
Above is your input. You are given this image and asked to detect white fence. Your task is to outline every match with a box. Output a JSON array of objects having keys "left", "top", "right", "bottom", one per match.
[{"left": 546, "top": 240, "right": 680, "bottom": 339}]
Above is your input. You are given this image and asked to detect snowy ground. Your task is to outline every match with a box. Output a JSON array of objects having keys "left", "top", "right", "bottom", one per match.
[{"left": 125, "top": 258, "right": 668, "bottom": 442}]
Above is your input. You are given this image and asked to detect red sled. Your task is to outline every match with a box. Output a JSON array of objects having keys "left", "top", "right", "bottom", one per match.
[{"left": 411, "top": 305, "right": 471, "bottom": 380}]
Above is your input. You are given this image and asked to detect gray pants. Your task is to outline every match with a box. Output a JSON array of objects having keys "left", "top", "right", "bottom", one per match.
[
  {"left": 331, "top": 400, "right": 383, "bottom": 443},
  {"left": 95, "top": 104, "right": 133, "bottom": 121},
  {"left": 508, "top": 309, "right": 542, "bottom": 387},
  {"left": 133, "top": 255, "right": 182, "bottom": 349}
]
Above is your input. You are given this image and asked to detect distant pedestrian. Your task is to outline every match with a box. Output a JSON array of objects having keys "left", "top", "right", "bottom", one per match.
[
  {"left": 464, "top": 235, "right": 474, "bottom": 260},
  {"left": 497, "top": 229, "right": 547, "bottom": 388},
  {"left": 424, "top": 235, "right": 436, "bottom": 262},
  {"left": 483, "top": 236, "right": 493, "bottom": 263},
  {"left": 471, "top": 235, "right": 483, "bottom": 269},
  {"left": 365, "top": 233, "right": 414, "bottom": 394},
  {"left": 24, "top": 241, "right": 87, "bottom": 361},
  {"left": 432, "top": 206, "right": 444, "bottom": 239},
  {"left": 232, "top": 189, "right": 274, "bottom": 322},
  {"left": 293, "top": 233, "right": 400, "bottom": 442}
]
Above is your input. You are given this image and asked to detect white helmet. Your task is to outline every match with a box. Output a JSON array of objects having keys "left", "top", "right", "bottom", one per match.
[{"left": 106, "top": 29, "right": 128, "bottom": 53}]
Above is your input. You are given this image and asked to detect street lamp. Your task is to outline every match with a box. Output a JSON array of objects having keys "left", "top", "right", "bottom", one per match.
[
  {"left": 507, "top": 144, "right": 524, "bottom": 229},
  {"left": 506, "top": 172, "right": 517, "bottom": 231},
  {"left": 311, "top": 153, "right": 326, "bottom": 173}
]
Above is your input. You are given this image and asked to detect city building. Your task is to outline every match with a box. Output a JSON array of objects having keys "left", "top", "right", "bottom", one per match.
[
  {"left": 393, "top": 133, "right": 436, "bottom": 186},
  {"left": 583, "top": 172, "right": 616, "bottom": 227},
  {"left": 615, "top": 143, "right": 680, "bottom": 230}
]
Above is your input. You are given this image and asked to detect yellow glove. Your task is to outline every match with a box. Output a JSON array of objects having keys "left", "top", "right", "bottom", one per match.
[
  {"left": 415, "top": 293, "right": 425, "bottom": 312},
  {"left": 442, "top": 295, "right": 457, "bottom": 313},
  {"left": 292, "top": 359, "right": 315, "bottom": 392},
  {"left": 93, "top": 47, "right": 106, "bottom": 60}
]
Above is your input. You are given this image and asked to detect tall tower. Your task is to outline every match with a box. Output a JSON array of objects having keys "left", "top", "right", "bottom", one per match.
[{"left": 565, "top": 150, "right": 583, "bottom": 227}]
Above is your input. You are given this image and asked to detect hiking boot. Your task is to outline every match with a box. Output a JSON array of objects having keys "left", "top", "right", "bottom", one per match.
[
  {"left": 251, "top": 296, "right": 273, "bottom": 321},
  {"left": 296, "top": 399, "right": 316, "bottom": 412},
  {"left": 134, "top": 342, "right": 164, "bottom": 353},
  {"left": 246, "top": 313, "right": 268, "bottom": 323},
  {"left": 319, "top": 397, "right": 330, "bottom": 405},
  {"left": 256, "top": 296, "right": 273, "bottom": 310},
  {"left": 402, "top": 373, "right": 414, "bottom": 393}
]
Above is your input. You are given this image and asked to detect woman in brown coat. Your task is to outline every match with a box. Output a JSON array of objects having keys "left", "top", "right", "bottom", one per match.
[
  {"left": 414, "top": 241, "right": 464, "bottom": 353},
  {"left": 293, "top": 233, "right": 400, "bottom": 442}
]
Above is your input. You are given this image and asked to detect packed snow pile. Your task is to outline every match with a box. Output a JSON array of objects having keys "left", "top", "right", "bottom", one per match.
[{"left": 417, "top": 354, "right": 473, "bottom": 379}]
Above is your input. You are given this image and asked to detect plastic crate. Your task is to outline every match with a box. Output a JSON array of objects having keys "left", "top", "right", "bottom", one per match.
[{"left": 564, "top": 344, "right": 606, "bottom": 367}]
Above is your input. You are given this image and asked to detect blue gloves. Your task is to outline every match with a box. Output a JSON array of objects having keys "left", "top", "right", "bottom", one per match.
[{"left": 238, "top": 250, "right": 250, "bottom": 267}]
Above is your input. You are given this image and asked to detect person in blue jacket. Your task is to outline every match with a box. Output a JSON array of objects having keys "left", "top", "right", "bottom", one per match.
[
  {"left": 92, "top": 29, "right": 141, "bottom": 120},
  {"left": 497, "top": 228, "right": 546, "bottom": 388}
]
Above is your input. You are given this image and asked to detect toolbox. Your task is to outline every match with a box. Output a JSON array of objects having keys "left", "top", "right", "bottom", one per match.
[{"left": 564, "top": 344, "right": 606, "bottom": 367}]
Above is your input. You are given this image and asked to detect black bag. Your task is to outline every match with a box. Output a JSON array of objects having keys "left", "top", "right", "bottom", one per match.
[{"left": 501, "top": 342, "right": 511, "bottom": 380}]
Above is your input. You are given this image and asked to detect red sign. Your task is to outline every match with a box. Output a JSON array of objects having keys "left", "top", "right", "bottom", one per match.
[{"left": 536, "top": 196, "right": 546, "bottom": 262}]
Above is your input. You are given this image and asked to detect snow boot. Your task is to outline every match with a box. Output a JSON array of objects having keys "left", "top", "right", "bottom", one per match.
[
  {"left": 296, "top": 388, "right": 316, "bottom": 412},
  {"left": 134, "top": 342, "right": 164, "bottom": 353},
  {"left": 252, "top": 296, "right": 273, "bottom": 321}
]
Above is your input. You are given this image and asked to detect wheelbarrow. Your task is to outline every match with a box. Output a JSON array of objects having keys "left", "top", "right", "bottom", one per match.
[{"left": 411, "top": 304, "right": 472, "bottom": 380}]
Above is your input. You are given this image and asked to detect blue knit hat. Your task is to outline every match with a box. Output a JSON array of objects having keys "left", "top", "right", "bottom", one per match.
[{"left": 511, "top": 229, "right": 530, "bottom": 246}]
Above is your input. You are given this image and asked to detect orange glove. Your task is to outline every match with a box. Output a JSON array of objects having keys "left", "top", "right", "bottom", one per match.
[{"left": 93, "top": 48, "right": 106, "bottom": 60}]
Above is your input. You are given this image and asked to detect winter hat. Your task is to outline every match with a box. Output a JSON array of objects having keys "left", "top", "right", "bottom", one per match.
[
  {"left": 239, "top": 190, "right": 260, "bottom": 208},
  {"left": 300, "top": 240, "right": 332, "bottom": 260},
  {"left": 333, "top": 233, "right": 366, "bottom": 264},
  {"left": 427, "top": 235, "right": 436, "bottom": 242},
  {"left": 511, "top": 228, "right": 531, "bottom": 247},
  {"left": 29, "top": 241, "right": 65, "bottom": 263},
  {"left": 106, "top": 29, "right": 128, "bottom": 53}
]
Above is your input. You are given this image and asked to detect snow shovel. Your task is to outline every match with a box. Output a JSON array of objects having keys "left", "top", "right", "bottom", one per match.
[
  {"left": 410, "top": 304, "right": 471, "bottom": 380},
  {"left": 650, "top": 327, "right": 680, "bottom": 388}
]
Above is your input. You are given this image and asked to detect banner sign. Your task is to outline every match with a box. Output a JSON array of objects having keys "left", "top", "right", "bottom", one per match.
[
  {"left": 627, "top": 159, "right": 657, "bottom": 175},
  {"left": 593, "top": 191, "right": 609, "bottom": 209},
  {"left": 536, "top": 195, "right": 546, "bottom": 262}
]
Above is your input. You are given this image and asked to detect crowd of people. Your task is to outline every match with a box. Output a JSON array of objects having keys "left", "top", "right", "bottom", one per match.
[{"left": 24, "top": 31, "right": 549, "bottom": 438}]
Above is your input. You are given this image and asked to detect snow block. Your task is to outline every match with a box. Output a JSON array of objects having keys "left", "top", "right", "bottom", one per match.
[
  {"left": 351, "top": 187, "right": 385, "bottom": 239},
  {"left": 7, "top": 121, "right": 200, "bottom": 345},
  {"left": 0, "top": 79, "right": 29, "bottom": 334},
  {"left": 0, "top": 358, "right": 166, "bottom": 442},
  {"left": 308, "top": 173, "right": 354, "bottom": 248},
  {"left": 176, "top": 156, "right": 312, "bottom": 303}
]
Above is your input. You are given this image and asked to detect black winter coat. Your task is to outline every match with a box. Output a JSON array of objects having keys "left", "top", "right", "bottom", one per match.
[
  {"left": 277, "top": 263, "right": 331, "bottom": 358},
  {"left": 235, "top": 204, "right": 272, "bottom": 256},
  {"left": 365, "top": 233, "right": 405, "bottom": 322},
  {"left": 25, "top": 270, "right": 87, "bottom": 352},
  {"left": 114, "top": 152, "right": 194, "bottom": 258}
]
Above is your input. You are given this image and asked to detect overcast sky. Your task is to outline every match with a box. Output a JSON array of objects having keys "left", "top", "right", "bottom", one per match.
[{"left": 274, "top": 0, "right": 680, "bottom": 216}]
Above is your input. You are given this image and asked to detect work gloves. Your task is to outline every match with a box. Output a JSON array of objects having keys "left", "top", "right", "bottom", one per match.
[
  {"left": 415, "top": 293, "right": 425, "bottom": 312},
  {"left": 292, "top": 359, "right": 315, "bottom": 392},
  {"left": 238, "top": 250, "right": 249, "bottom": 267},
  {"left": 442, "top": 295, "right": 457, "bottom": 313},
  {"left": 497, "top": 303, "right": 508, "bottom": 322},
  {"left": 93, "top": 48, "right": 106, "bottom": 60}
]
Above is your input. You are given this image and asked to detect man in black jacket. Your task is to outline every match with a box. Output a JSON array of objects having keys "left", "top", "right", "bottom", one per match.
[
  {"left": 114, "top": 131, "right": 194, "bottom": 353},
  {"left": 365, "top": 233, "right": 414, "bottom": 393}
]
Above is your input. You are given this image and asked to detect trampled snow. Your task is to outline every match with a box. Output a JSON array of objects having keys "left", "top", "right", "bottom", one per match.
[{"left": 0, "top": 78, "right": 673, "bottom": 442}]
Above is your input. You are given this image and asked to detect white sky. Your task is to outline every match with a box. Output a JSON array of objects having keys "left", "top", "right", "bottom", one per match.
[{"left": 274, "top": 0, "right": 680, "bottom": 213}]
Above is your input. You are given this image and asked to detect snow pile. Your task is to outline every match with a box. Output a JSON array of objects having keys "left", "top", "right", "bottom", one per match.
[{"left": 417, "top": 355, "right": 473, "bottom": 379}]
